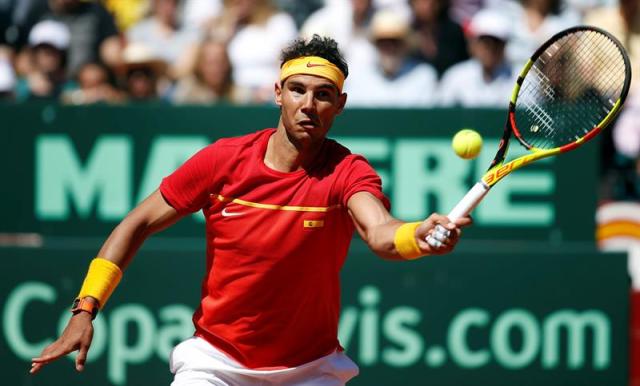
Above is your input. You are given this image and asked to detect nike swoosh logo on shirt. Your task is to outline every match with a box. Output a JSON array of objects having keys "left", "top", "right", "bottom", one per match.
[
  {"left": 221, "top": 208, "right": 244, "bottom": 217},
  {"left": 306, "top": 62, "right": 326, "bottom": 68}
]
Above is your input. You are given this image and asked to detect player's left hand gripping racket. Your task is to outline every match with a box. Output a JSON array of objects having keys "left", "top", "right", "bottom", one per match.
[{"left": 427, "top": 25, "right": 632, "bottom": 247}]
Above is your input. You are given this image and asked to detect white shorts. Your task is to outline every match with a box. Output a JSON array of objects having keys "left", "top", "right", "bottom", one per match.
[{"left": 169, "top": 337, "right": 359, "bottom": 386}]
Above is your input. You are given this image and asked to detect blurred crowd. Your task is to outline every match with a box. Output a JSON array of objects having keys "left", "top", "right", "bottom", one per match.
[{"left": 0, "top": 0, "right": 636, "bottom": 108}]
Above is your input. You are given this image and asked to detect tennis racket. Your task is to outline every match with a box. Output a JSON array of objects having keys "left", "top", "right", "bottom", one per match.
[{"left": 427, "top": 25, "right": 632, "bottom": 247}]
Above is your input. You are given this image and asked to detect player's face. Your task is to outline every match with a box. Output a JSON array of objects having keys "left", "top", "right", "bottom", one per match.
[{"left": 275, "top": 74, "right": 347, "bottom": 145}]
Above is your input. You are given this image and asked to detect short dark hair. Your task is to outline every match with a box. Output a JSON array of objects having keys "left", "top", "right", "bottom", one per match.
[{"left": 280, "top": 35, "right": 349, "bottom": 79}]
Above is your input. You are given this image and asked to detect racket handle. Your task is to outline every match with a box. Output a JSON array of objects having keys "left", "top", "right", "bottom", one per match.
[{"left": 447, "top": 182, "right": 490, "bottom": 222}]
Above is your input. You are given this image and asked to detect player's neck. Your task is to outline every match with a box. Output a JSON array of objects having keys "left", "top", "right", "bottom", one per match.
[{"left": 264, "top": 127, "right": 325, "bottom": 173}]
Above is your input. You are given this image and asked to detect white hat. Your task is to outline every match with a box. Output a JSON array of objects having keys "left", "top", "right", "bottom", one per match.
[
  {"left": 0, "top": 59, "right": 16, "bottom": 92},
  {"left": 468, "top": 10, "right": 511, "bottom": 41},
  {"left": 28, "top": 20, "right": 71, "bottom": 50},
  {"left": 117, "top": 42, "right": 167, "bottom": 75},
  {"left": 370, "top": 9, "right": 410, "bottom": 40}
]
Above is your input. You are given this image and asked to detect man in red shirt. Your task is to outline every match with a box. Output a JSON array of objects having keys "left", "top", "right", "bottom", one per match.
[{"left": 31, "top": 35, "right": 471, "bottom": 385}]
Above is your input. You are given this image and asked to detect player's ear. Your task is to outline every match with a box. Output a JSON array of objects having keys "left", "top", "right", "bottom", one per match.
[
  {"left": 274, "top": 81, "right": 283, "bottom": 106},
  {"left": 335, "top": 92, "right": 347, "bottom": 115}
]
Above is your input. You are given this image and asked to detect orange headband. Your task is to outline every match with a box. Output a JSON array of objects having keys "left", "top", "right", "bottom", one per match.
[{"left": 280, "top": 56, "right": 345, "bottom": 92}]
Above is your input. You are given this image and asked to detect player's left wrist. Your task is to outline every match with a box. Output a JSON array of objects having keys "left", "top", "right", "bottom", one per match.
[{"left": 70, "top": 297, "right": 99, "bottom": 320}]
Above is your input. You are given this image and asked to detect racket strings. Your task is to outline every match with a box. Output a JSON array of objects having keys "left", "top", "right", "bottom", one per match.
[
  {"left": 515, "top": 29, "right": 627, "bottom": 149},
  {"left": 568, "top": 32, "right": 624, "bottom": 136},
  {"left": 542, "top": 31, "right": 621, "bottom": 144},
  {"left": 529, "top": 32, "right": 600, "bottom": 142}
]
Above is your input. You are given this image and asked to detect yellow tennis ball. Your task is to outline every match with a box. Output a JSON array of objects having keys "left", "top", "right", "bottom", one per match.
[{"left": 452, "top": 129, "right": 483, "bottom": 159}]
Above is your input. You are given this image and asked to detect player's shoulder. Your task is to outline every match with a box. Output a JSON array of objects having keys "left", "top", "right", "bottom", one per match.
[
  {"left": 323, "top": 139, "right": 382, "bottom": 192},
  {"left": 325, "top": 138, "right": 353, "bottom": 160},
  {"left": 213, "top": 128, "right": 273, "bottom": 149},
  {"left": 324, "top": 138, "right": 373, "bottom": 168},
  {"left": 198, "top": 129, "right": 272, "bottom": 163}
]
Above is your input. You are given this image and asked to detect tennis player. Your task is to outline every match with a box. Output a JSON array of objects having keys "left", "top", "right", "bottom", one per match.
[{"left": 30, "top": 35, "right": 471, "bottom": 385}]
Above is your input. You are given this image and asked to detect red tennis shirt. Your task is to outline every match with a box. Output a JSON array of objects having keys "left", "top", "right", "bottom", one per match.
[{"left": 160, "top": 128, "right": 388, "bottom": 369}]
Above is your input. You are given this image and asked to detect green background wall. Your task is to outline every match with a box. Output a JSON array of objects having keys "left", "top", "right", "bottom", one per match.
[
  {"left": 0, "top": 105, "right": 624, "bottom": 386},
  {"left": 1, "top": 104, "right": 597, "bottom": 241}
]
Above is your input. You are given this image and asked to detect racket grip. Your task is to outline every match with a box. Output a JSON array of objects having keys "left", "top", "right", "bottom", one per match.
[{"left": 447, "top": 182, "right": 490, "bottom": 222}]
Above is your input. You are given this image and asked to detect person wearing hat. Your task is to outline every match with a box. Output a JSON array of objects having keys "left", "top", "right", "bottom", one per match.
[
  {"left": 15, "top": 19, "right": 75, "bottom": 101},
  {"left": 345, "top": 8, "right": 438, "bottom": 107},
  {"left": 436, "top": 9, "right": 516, "bottom": 107},
  {"left": 30, "top": 34, "right": 470, "bottom": 385},
  {"left": 116, "top": 42, "right": 168, "bottom": 101}
]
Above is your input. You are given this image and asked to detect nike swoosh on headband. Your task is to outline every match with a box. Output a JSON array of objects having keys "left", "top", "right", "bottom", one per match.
[{"left": 306, "top": 62, "right": 326, "bottom": 68}]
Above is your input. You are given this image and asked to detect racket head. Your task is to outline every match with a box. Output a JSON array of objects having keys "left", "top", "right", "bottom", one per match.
[{"left": 510, "top": 25, "right": 632, "bottom": 152}]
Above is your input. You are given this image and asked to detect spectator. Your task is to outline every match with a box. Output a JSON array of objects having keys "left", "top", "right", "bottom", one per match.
[
  {"left": 206, "top": 0, "right": 297, "bottom": 103},
  {"left": 61, "top": 62, "right": 123, "bottom": 104},
  {"left": 501, "top": 0, "right": 577, "bottom": 67},
  {"left": 345, "top": 9, "right": 438, "bottom": 107},
  {"left": 15, "top": 19, "right": 74, "bottom": 101},
  {"left": 127, "top": 0, "right": 201, "bottom": 79},
  {"left": 408, "top": 0, "right": 469, "bottom": 78},
  {"left": 41, "top": 0, "right": 122, "bottom": 77},
  {"left": 116, "top": 42, "right": 168, "bottom": 102},
  {"left": 437, "top": 9, "right": 515, "bottom": 107},
  {"left": 0, "top": 56, "right": 16, "bottom": 100},
  {"left": 172, "top": 38, "right": 248, "bottom": 104}
]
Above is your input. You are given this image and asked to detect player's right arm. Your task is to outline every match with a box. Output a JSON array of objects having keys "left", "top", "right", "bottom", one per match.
[
  {"left": 30, "top": 189, "right": 183, "bottom": 374},
  {"left": 347, "top": 191, "right": 472, "bottom": 260}
]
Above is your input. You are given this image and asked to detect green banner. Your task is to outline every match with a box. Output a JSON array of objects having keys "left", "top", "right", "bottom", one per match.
[
  {"left": 1, "top": 104, "right": 597, "bottom": 241},
  {"left": 0, "top": 243, "right": 628, "bottom": 386}
]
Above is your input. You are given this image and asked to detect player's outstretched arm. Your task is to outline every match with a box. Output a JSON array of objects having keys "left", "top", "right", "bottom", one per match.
[
  {"left": 30, "top": 189, "right": 183, "bottom": 374},
  {"left": 347, "top": 192, "right": 472, "bottom": 260}
]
